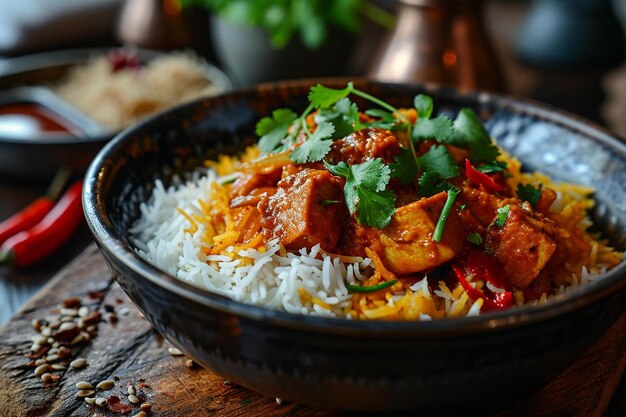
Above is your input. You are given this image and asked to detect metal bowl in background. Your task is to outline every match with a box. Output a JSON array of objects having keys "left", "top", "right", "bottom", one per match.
[
  {"left": 83, "top": 79, "right": 626, "bottom": 413},
  {"left": 0, "top": 47, "right": 232, "bottom": 179}
]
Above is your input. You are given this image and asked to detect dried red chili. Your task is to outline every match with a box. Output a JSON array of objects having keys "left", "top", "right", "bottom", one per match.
[
  {"left": 0, "top": 181, "right": 83, "bottom": 267},
  {"left": 0, "top": 169, "right": 70, "bottom": 245}
]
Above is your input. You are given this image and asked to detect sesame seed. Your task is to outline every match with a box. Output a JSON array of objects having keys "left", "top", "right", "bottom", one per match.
[
  {"left": 76, "top": 389, "right": 95, "bottom": 398},
  {"left": 34, "top": 364, "right": 49, "bottom": 376},
  {"left": 96, "top": 380, "right": 114, "bottom": 390},
  {"left": 167, "top": 347, "right": 183, "bottom": 356},
  {"left": 70, "top": 358, "right": 87, "bottom": 369},
  {"left": 76, "top": 381, "right": 93, "bottom": 390}
]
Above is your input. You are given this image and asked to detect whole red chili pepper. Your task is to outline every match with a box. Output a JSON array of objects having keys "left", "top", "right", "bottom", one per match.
[
  {"left": 0, "top": 181, "right": 83, "bottom": 268},
  {"left": 465, "top": 159, "right": 507, "bottom": 192},
  {"left": 0, "top": 198, "right": 54, "bottom": 246},
  {"left": 0, "top": 168, "right": 70, "bottom": 246}
]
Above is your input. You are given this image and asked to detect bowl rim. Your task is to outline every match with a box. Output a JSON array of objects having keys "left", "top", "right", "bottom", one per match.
[{"left": 83, "top": 78, "right": 626, "bottom": 336}]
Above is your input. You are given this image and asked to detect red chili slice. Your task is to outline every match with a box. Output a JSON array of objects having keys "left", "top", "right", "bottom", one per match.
[
  {"left": 465, "top": 159, "right": 507, "bottom": 192},
  {"left": 453, "top": 266, "right": 514, "bottom": 311}
]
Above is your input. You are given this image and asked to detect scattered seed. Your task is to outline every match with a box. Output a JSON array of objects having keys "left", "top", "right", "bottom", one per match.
[
  {"left": 80, "top": 331, "right": 92, "bottom": 341},
  {"left": 47, "top": 337, "right": 55, "bottom": 344},
  {"left": 127, "top": 385, "right": 136, "bottom": 395},
  {"left": 276, "top": 397, "right": 284, "bottom": 405},
  {"left": 119, "top": 307, "right": 130, "bottom": 316},
  {"left": 128, "top": 394, "right": 140, "bottom": 404},
  {"left": 78, "top": 306, "right": 90, "bottom": 318},
  {"left": 70, "top": 334, "right": 84, "bottom": 345},
  {"left": 34, "top": 364, "right": 49, "bottom": 376},
  {"left": 60, "top": 315, "right": 74, "bottom": 323},
  {"left": 76, "top": 381, "right": 93, "bottom": 390},
  {"left": 58, "top": 346, "right": 71, "bottom": 358},
  {"left": 86, "top": 325, "right": 97, "bottom": 332},
  {"left": 48, "top": 321, "right": 60, "bottom": 330},
  {"left": 59, "top": 322, "right": 76, "bottom": 331},
  {"left": 168, "top": 347, "right": 183, "bottom": 356},
  {"left": 85, "top": 397, "right": 96, "bottom": 405},
  {"left": 51, "top": 341, "right": 60, "bottom": 348},
  {"left": 40, "top": 373, "right": 53, "bottom": 383},
  {"left": 31, "top": 334, "right": 47, "bottom": 345},
  {"left": 35, "top": 359, "right": 46, "bottom": 366},
  {"left": 32, "top": 319, "right": 43, "bottom": 330},
  {"left": 30, "top": 343, "right": 41, "bottom": 352},
  {"left": 185, "top": 359, "right": 197, "bottom": 369},
  {"left": 140, "top": 403, "right": 152, "bottom": 412},
  {"left": 51, "top": 364, "right": 67, "bottom": 370},
  {"left": 70, "top": 358, "right": 87, "bottom": 369},
  {"left": 40, "top": 327, "right": 52, "bottom": 337},
  {"left": 48, "top": 347, "right": 59, "bottom": 355},
  {"left": 45, "top": 354, "right": 59, "bottom": 362},
  {"left": 223, "top": 379, "right": 233, "bottom": 386},
  {"left": 106, "top": 313, "right": 118, "bottom": 323},
  {"left": 62, "top": 297, "right": 81, "bottom": 308},
  {"left": 76, "top": 389, "right": 95, "bottom": 398},
  {"left": 132, "top": 411, "right": 147, "bottom": 417},
  {"left": 96, "top": 380, "right": 114, "bottom": 390},
  {"left": 60, "top": 308, "right": 78, "bottom": 316},
  {"left": 95, "top": 397, "right": 107, "bottom": 407}
]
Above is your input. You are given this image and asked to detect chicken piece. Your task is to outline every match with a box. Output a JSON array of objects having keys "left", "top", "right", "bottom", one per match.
[
  {"left": 485, "top": 205, "right": 557, "bottom": 290},
  {"left": 230, "top": 187, "right": 276, "bottom": 209},
  {"left": 378, "top": 192, "right": 465, "bottom": 275},
  {"left": 258, "top": 169, "right": 346, "bottom": 251},
  {"left": 326, "top": 127, "right": 401, "bottom": 165},
  {"left": 454, "top": 179, "right": 509, "bottom": 226},
  {"left": 230, "top": 165, "right": 282, "bottom": 198}
]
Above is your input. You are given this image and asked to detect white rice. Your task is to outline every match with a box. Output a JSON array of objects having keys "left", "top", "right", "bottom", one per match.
[{"left": 130, "top": 171, "right": 370, "bottom": 317}]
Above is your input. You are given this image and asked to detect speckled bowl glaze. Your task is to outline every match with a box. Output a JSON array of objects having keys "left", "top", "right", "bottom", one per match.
[{"left": 83, "top": 79, "right": 626, "bottom": 413}]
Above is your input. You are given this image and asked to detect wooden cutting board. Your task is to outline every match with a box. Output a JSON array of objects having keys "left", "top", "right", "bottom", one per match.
[{"left": 0, "top": 245, "right": 624, "bottom": 417}]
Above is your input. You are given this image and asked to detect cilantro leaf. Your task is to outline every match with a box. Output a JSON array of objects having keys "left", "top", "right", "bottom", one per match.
[
  {"left": 289, "top": 122, "right": 334, "bottom": 163},
  {"left": 417, "top": 171, "right": 453, "bottom": 197},
  {"left": 324, "top": 160, "right": 350, "bottom": 177},
  {"left": 351, "top": 157, "right": 391, "bottom": 192},
  {"left": 390, "top": 148, "right": 418, "bottom": 185},
  {"left": 417, "top": 145, "right": 460, "bottom": 179},
  {"left": 325, "top": 158, "right": 396, "bottom": 228},
  {"left": 412, "top": 116, "right": 454, "bottom": 142},
  {"left": 308, "top": 83, "right": 354, "bottom": 109},
  {"left": 493, "top": 204, "right": 510, "bottom": 227},
  {"left": 316, "top": 97, "right": 359, "bottom": 139},
  {"left": 364, "top": 108, "right": 398, "bottom": 130},
  {"left": 256, "top": 108, "right": 297, "bottom": 153},
  {"left": 476, "top": 161, "right": 507, "bottom": 173},
  {"left": 516, "top": 183, "right": 542, "bottom": 208},
  {"left": 414, "top": 94, "right": 433, "bottom": 119},
  {"left": 467, "top": 232, "right": 483, "bottom": 245},
  {"left": 356, "top": 188, "right": 396, "bottom": 228},
  {"left": 451, "top": 108, "right": 499, "bottom": 163}
]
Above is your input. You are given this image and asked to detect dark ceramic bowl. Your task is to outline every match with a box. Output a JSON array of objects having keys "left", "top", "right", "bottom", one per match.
[{"left": 83, "top": 79, "right": 626, "bottom": 413}]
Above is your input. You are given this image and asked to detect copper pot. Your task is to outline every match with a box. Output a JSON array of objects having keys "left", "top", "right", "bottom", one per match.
[{"left": 368, "top": 0, "right": 504, "bottom": 92}]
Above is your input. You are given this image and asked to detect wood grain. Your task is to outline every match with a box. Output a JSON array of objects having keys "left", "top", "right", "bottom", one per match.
[{"left": 0, "top": 245, "right": 624, "bottom": 417}]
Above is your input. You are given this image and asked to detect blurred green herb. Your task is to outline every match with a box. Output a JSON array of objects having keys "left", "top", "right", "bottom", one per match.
[{"left": 182, "top": 0, "right": 394, "bottom": 49}]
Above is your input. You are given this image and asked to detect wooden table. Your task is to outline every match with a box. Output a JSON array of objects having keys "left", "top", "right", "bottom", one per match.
[{"left": 0, "top": 245, "right": 625, "bottom": 417}]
